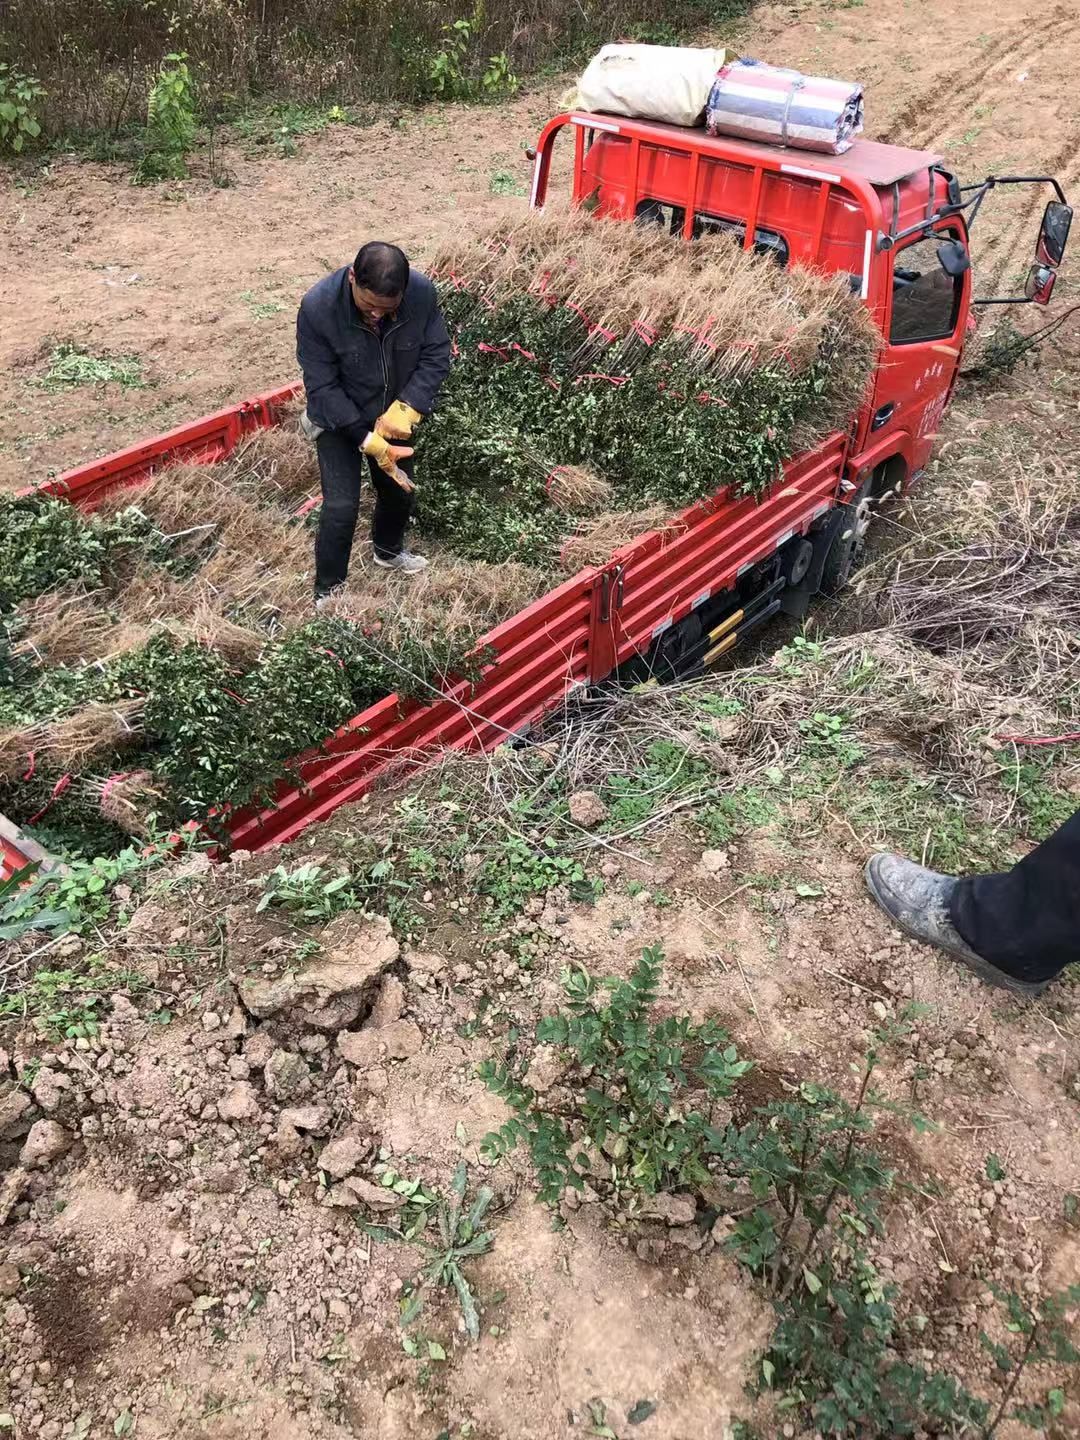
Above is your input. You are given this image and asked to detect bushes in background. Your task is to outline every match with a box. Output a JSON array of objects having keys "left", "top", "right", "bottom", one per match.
[{"left": 0, "top": 0, "right": 755, "bottom": 142}]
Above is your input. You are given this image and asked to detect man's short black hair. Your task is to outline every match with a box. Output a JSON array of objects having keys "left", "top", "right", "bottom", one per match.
[{"left": 352, "top": 241, "right": 409, "bottom": 297}]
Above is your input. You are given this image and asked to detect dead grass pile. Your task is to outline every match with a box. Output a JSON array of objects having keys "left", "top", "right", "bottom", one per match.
[
  {"left": 559, "top": 506, "right": 678, "bottom": 571},
  {"left": 870, "top": 444, "right": 1080, "bottom": 718},
  {"left": 0, "top": 700, "right": 146, "bottom": 783},
  {"left": 546, "top": 464, "right": 612, "bottom": 512},
  {"left": 432, "top": 204, "right": 878, "bottom": 390}
]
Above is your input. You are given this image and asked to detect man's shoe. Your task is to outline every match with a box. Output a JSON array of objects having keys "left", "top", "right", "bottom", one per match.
[
  {"left": 864, "top": 853, "right": 1048, "bottom": 998},
  {"left": 373, "top": 549, "right": 429, "bottom": 574}
]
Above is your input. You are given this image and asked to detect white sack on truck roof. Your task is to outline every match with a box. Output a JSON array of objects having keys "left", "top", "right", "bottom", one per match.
[
  {"left": 706, "top": 58, "right": 864, "bottom": 154},
  {"left": 571, "top": 44, "right": 728, "bottom": 128}
]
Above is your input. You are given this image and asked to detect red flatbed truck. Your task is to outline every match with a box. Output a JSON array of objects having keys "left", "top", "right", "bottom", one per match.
[{"left": 2, "top": 110, "right": 1070, "bottom": 877}]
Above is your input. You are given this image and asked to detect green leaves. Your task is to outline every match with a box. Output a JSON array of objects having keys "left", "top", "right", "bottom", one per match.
[
  {"left": 481, "top": 946, "right": 750, "bottom": 1204},
  {"left": 137, "top": 51, "right": 196, "bottom": 183},
  {"left": 0, "top": 63, "right": 45, "bottom": 154}
]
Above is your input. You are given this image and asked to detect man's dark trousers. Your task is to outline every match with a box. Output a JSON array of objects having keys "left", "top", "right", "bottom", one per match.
[
  {"left": 314, "top": 428, "right": 414, "bottom": 592},
  {"left": 950, "top": 807, "right": 1079, "bottom": 984}
]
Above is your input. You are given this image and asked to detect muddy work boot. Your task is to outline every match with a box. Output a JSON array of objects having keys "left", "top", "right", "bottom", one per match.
[
  {"left": 864, "top": 854, "right": 1048, "bottom": 998},
  {"left": 373, "top": 549, "right": 429, "bottom": 574}
]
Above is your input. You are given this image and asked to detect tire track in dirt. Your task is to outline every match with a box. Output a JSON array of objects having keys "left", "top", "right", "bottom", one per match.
[
  {"left": 880, "top": 20, "right": 1030, "bottom": 149},
  {"left": 979, "top": 138, "right": 1080, "bottom": 296},
  {"left": 899, "top": 10, "right": 1068, "bottom": 153}
]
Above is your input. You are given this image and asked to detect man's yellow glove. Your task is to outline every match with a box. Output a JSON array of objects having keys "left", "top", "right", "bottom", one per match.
[
  {"left": 361, "top": 431, "right": 415, "bottom": 492},
  {"left": 375, "top": 400, "right": 423, "bottom": 441}
]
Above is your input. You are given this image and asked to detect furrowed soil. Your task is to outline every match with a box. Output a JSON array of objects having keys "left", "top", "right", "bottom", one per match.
[{"left": 2, "top": 2, "right": 1080, "bottom": 1439}]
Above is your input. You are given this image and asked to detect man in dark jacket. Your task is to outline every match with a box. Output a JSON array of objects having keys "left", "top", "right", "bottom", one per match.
[{"left": 297, "top": 241, "right": 452, "bottom": 600}]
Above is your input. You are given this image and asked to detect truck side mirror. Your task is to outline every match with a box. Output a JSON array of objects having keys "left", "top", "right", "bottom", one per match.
[
  {"left": 1025, "top": 262, "right": 1057, "bottom": 306},
  {"left": 937, "top": 240, "right": 970, "bottom": 277},
  {"left": 1036, "top": 201, "right": 1072, "bottom": 267}
]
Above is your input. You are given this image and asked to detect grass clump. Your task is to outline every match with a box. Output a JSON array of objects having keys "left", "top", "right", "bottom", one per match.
[{"left": 33, "top": 341, "right": 144, "bottom": 392}]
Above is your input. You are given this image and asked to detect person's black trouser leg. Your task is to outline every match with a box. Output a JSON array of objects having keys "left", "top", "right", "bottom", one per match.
[
  {"left": 950, "top": 807, "right": 1080, "bottom": 983},
  {"left": 365, "top": 450, "right": 414, "bottom": 561},
  {"left": 315, "top": 429, "right": 363, "bottom": 594},
  {"left": 314, "top": 431, "right": 414, "bottom": 592}
]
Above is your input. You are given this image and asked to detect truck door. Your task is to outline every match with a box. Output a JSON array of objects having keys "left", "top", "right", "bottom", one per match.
[{"left": 866, "top": 227, "right": 970, "bottom": 474}]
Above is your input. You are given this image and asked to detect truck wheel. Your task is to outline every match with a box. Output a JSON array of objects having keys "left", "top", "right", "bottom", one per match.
[{"left": 819, "top": 483, "right": 873, "bottom": 595}]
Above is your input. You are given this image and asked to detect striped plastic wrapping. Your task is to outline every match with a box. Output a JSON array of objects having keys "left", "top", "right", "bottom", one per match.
[{"left": 705, "top": 58, "right": 864, "bottom": 155}]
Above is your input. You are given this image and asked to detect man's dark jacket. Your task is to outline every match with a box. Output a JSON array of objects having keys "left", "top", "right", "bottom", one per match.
[{"left": 296, "top": 266, "right": 451, "bottom": 436}]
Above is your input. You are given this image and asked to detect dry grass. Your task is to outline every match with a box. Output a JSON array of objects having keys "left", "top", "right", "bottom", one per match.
[
  {"left": 546, "top": 464, "right": 612, "bottom": 512},
  {"left": 432, "top": 204, "right": 878, "bottom": 392},
  {"left": 92, "top": 450, "right": 316, "bottom": 632},
  {"left": 12, "top": 587, "right": 148, "bottom": 667},
  {"left": 865, "top": 440, "right": 1080, "bottom": 717},
  {"left": 559, "top": 505, "right": 678, "bottom": 570},
  {"left": 327, "top": 548, "right": 547, "bottom": 646},
  {"left": 0, "top": 700, "right": 146, "bottom": 783}
]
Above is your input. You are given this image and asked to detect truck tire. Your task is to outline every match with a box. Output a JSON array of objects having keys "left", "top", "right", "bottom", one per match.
[{"left": 819, "top": 482, "right": 873, "bottom": 595}]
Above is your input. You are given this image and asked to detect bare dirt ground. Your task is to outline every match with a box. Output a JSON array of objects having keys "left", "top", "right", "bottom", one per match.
[
  {"left": 1, "top": 0, "right": 1078, "bottom": 490},
  {"left": 2, "top": 1, "right": 1080, "bottom": 1438}
]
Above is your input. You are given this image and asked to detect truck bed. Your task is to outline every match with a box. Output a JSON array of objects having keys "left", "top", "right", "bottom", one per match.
[{"left": 3, "top": 388, "right": 847, "bottom": 872}]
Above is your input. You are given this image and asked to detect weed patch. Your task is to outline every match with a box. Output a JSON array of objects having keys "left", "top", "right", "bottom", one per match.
[
  {"left": 361, "top": 1161, "right": 496, "bottom": 1343},
  {"left": 32, "top": 342, "right": 145, "bottom": 393}
]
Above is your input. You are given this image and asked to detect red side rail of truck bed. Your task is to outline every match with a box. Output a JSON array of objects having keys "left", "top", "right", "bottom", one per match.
[{"left": 3, "top": 390, "right": 847, "bottom": 875}]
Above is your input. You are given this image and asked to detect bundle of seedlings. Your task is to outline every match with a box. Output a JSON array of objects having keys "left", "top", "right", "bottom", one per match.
[{"left": 413, "top": 205, "right": 878, "bottom": 564}]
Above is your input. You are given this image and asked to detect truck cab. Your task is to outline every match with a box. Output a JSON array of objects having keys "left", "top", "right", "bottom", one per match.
[{"left": 530, "top": 112, "right": 1069, "bottom": 501}]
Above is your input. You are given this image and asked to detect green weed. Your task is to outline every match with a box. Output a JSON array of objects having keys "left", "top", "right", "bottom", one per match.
[
  {"left": 255, "top": 855, "right": 405, "bottom": 923},
  {"left": 489, "top": 167, "right": 525, "bottom": 196},
  {"left": 1, "top": 842, "right": 183, "bottom": 941},
  {"left": 421, "top": 14, "right": 518, "bottom": 102},
  {"left": 0, "top": 62, "right": 45, "bottom": 153},
  {"left": 1009, "top": 758, "right": 1074, "bottom": 841},
  {"left": 362, "top": 1161, "right": 495, "bottom": 1342},
  {"left": 700, "top": 787, "right": 777, "bottom": 845},
  {"left": 238, "top": 289, "right": 286, "bottom": 319},
  {"left": 477, "top": 835, "right": 585, "bottom": 924},
  {"left": 33, "top": 342, "right": 144, "bottom": 392},
  {"left": 600, "top": 739, "right": 713, "bottom": 831},
  {"left": 0, "top": 953, "right": 149, "bottom": 1038}
]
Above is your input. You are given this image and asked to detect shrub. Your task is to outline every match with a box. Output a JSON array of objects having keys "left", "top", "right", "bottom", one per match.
[
  {"left": 421, "top": 14, "right": 518, "bottom": 101},
  {"left": 480, "top": 944, "right": 751, "bottom": 1204},
  {"left": 135, "top": 51, "right": 196, "bottom": 182},
  {"left": 0, "top": 62, "right": 44, "bottom": 153}
]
